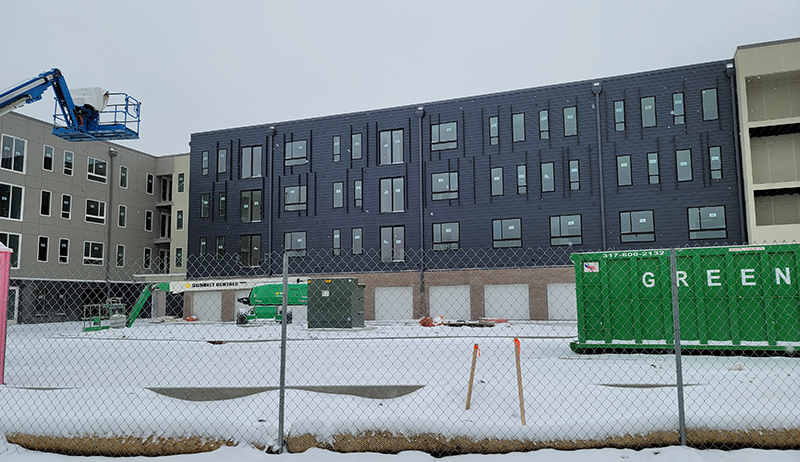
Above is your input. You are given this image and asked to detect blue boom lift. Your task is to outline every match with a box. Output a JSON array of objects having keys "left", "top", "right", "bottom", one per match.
[{"left": 0, "top": 68, "right": 140, "bottom": 141}]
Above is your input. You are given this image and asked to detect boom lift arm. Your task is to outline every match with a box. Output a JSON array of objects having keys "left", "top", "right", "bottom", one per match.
[{"left": 0, "top": 68, "right": 141, "bottom": 141}]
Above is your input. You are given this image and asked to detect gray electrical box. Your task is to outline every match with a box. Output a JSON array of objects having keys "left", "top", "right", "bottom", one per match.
[{"left": 307, "top": 278, "right": 365, "bottom": 329}]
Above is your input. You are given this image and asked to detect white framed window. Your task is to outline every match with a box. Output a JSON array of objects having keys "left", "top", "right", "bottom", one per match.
[
  {"left": 63, "top": 150, "right": 74, "bottom": 176},
  {"left": 61, "top": 194, "right": 72, "bottom": 220},
  {"left": 145, "top": 210, "right": 154, "bottom": 231},
  {"left": 176, "top": 209, "right": 184, "bottom": 230},
  {"left": 37, "top": 236, "right": 49, "bottom": 262},
  {"left": 58, "top": 238, "right": 69, "bottom": 263},
  {"left": 1, "top": 134, "right": 26, "bottom": 173},
  {"left": 175, "top": 247, "right": 183, "bottom": 268},
  {"left": 40, "top": 190, "right": 52, "bottom": 216},
  {"left": 146, "top": 173, "right": 154, "bottom": 194},
  {"left": 118, "top": 205, "right": 127, "bottom": 228},
  {"left": 83, "top": 241, "right": 104, "bottom": 266},
  {"left": 116, "top": 245, "right": 125, "bottom": 267},
  {"left": 119, "top": 165, "right": 128, "bottom": 188},
  {"left": 43, "top": 145, "right": 54, "bottom": 171},
  {"left": 143, "top": 247, "right": 152, "bottom": 270},
  {"left": 85, "top": 199, "right": 106, "bottom": 224},
  {"left": 0, "top": 232, "right": 21, "bottom": 268},
  {"left": 0, "top": 182, "right": 24, "bottom": 220},
  {"left": 87, "top": 157, "right": 108, "bottom": 183}
]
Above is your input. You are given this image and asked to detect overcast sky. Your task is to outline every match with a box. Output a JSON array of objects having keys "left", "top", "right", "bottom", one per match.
[{"left": 3, "top": 0, "right": 799, "bottom": 156}]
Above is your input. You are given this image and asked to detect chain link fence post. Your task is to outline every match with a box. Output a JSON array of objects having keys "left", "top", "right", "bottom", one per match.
[
  {"left": 670, "top": 248, "right": 687, "bottom": 446},
  {"left": 277, "top": 251, "right": 289, "bottom": 453}
]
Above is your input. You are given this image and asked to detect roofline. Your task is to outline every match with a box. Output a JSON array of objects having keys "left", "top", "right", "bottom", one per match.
[{"left": 737, "top": 37, "right": 800, "bottom": 51}]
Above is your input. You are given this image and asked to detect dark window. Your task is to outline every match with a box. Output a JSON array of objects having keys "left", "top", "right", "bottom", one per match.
[
  {"left": 239, "top": 234, "right": 261, "bottom": 267},
  {"left": 380, "top": 226, "right": 404, "bottom": 262},
  {"left": 492, "top": 218, "right": 522, "bottom": 248},
  {"left": 200, "top": 193, "right": 210, "bottom": 218},
  {"left": 709, "top": 146, "right": 722, "bottom": 179},
  {"left": 43, "top": 146, "right": 53, "bottom": 171},
  {"left": 380, "top": 177, "right": 404, "bottom": 213},
  {"left": 0, "top": 135, "right": 25, "bottom": 173},
  {"left": 512, "top": 113, "right": 525, "bottom": 142},
  {"left": 176, "top": 210, "right": 184, "bottom": 230},
  {"left": 219, "top": 192, "right": 226, "bottom": 218},
  {"left": 83, "top": 241, "right": 103, "bottom": 265},
  {"left": 285, "top": 140, "right": 308, "bottom": 166},
  {"left": 61, "top": 194, "right": 71, "bottom": 219},
  {"left": 199, "top": 237, "right": 207, "bottom": 257},
  {"left": 489, "top": 116, "right": 499, "bottom": 145},
  {"left": 352, "top": 228, "right": 363, "bottom": 254},
  {"left": 539, "top": 110, "right": 550, "bottom": 139},
  {"left": 0, "top": 182, "right": 23, "bottom": 220},
  {"left": 332, "top": 229, "right": 341, "bottom": 256},
  {"left": 617, "top": 155, "right": 632, "bottom": 186},
  {"left": 201, "top": 151, "right": 209, "bottom": 175},
  {"left": 433, "top": 222, "right": 459, "bottom": 250},
  {"left": 116, "top": 244, "right": 125, "bottom": 267},
  {"left": 379, "top": 129, "right": 403, "bottom": 164},
  {"left": 641, "top": 96, "right": 656, "bottom": 127},
  {"left": 240, "top": 190, "right": 262, "bottom": 223},
  {"left": 177, "top": 173, "right": 185, "bottom": 193},
  {"left": 333, "top": 182, "right": 344, "bottom": 208},
  {"left": 85, "top": 199, "right": 106, "bottom": 224},
  {"left": 491, "top": 167, "right": 504, "bottom": 196},
  {"left": 284, "top": 185, "right": 307, "bottom": 212},
  {"left": 688, "top": 206, "right": 726, "bottom": 239},
  {"left": 146, "top": 173, "right": 154, "bottom": 194},
  {"left": 59, "top": 238, "right": 69, "bottom": 263},
  {"left": 118, "top": 205, "right": 127, "bottom": 227},
  {"left": 672, "top": 93, "right": 685, "bottom": 125},
  {"left": 241, "top": 146, "right": 262, "bottom": 178},
  {"left": 550, "top": 214, "right": 582, "bottom": 246},
  {"left": 614, "top": 100, "right": 625, "bottom": 131},
  {"left": 284, "top": 231, "right": 307, "bottom": 256},
  {"left": 563, "top": 107, "right": 577, "bottom": 136},
  {"left": 676, "top": 149, "right": 693, "bottom": 182},
  {"left": 87, "top": 158, "right": 108, "bottom": 183},
  {"left": 647, "top": 152, "right": 660, "bottom": 184},
  {"left": 38, "top": 236, "right": 48, "bottom": 262},
  {"left": 0, "top": 233, "right": 20, "bottom": 268},
  {"left": 702, "top": 88, "right": 718, "bottom": 121},
  {"left": 175, "top": 248, "right": 183, "bottom": 269},
  {"left": 40, "top": 190, "right": 51, "bottom": 216},
  {"left": 620, "top": 210, "right": 655, "bottom": 242},
  {"left": 143, "top": 248, "right": 152, "bottom": 269},
  {"left": 354, "top": 180, "right": 363, "bottom": 207},
  {"left": 432, "top": 172, "right": 458, "bottom": 200},
  {"left": 119, "top": 165, "right": 128, "bottom": 188},
  {"left": 569, "top": 160, "right": 580, "bottom": 190},
  {"left": 145, "top": 210, "right": 153, "bottom": 231},
  {"left": 517, "top": 165, "right": 527, "bottom": 194},
  {"left": 217, "top": 149, "right": 227, "bottom": 173},
  {"left": 351, "top": 133, "right": 362, "bottom": 160},
  {"left": 333, "top": 135, "right": 341, "bottom": 162},
  {"left": 215, "top": 236, "right": 225, "bottom": 260},
  {"left": 431, "top": 122, "right": 458, "bottom": 151},
  {"left": 541, "top": 162, "right": 555, "bottom": 192},
  {"left": 64, "top": 150, "right": 73, "bottom": 176}
]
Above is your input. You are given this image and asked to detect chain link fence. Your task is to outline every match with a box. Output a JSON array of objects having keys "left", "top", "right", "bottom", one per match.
[{"left": 1, "top": 245, "right": 798, "bottom": 455}]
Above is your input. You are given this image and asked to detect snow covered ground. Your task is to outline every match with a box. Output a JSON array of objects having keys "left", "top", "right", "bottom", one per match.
[{"left": 0, "top": 319, "right": 798, "bottom": 456}]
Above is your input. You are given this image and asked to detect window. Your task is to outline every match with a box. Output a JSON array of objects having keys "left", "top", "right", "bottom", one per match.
[
  {"left": 176, "top": 210, "right": 184, "bottom": 230},
  {"left": 432, "top": 172, "right": 458, "bottom": 200},
  {"left": 217, "top": 148, "right": 227, "bottom": 173},
  {"left": 352, "top": 133, "right": 362, "bottom": 160},
  {"left": 83, "top": 241, "right": 104, "bottom": 265},
  {"left": 491, "top": 167, "right": 504, "bottom": 196},
  {"left": 431, "top": 122, "right": 458, "bottom": 151},
  {"left": 620, "top": 210, "right": 655, "bottom": 242},
  {"left": 380, "top": 177, "right": 404, "bottom": 212},
  {"left": 284, "top": 231, "right": 307, "bottom": 256},
  {"left": 569, "top": 160, "right": 580, "bottom": 190},
  {"left": 672, "top": 93, "right": 685, "bottom": 125},
  {"left": 145, "top": 210, "right": 153, "bottom": 231},
  {"left": 433, "top": 222, "right": 459, "bottom": 250},
  {"left": 119, "top": 165, "right": 128, "bottom": 188},
  {"left": 118, "top": 205, "right": 127, "bottom": 227},
  {"left": 563, "top": 107, "right": 577, "bottom": 136},
  {"left": 59, "top": 238, "right": 69, "bottom": 263},
  {"left": 175, "top": 247, "right": 183, "bottom": 268},
  {"left": 617, "top": 155, "right": 632, "bottom": 186},
  {"left": 201, "top": 151, "right": 209, "bottom": 175},
  {"left": 512, "top": 113, "right": 525, "bottom": 142},
  {"left": 380, "top": 226, "right": 405, "bottom": 262},
  {"left": 333, "top": 182, "right": 344, "bottom": 208},
  {"left": 541, "top": 162, "right": 555, "bottom": 192},
  {"left": 0, "top": 183, "right": 23, "bottom": 220},
  {"left": 517, "top": 165, "right": 527, "bottom": 194},
  {"left": 709, "top": 146, "right": 722, "bottom": 179},
  {"left": 354, "top": 180, "right": 363, "bottom": 207},
  {"left": 379, "top": 129, "right": 403, "bottom": 164},
  {"left": 143, "top": 248, "right": 152, "bottom": 270},
  {"left": 38, "top": 236, "right": 49, "bottom": 262},
  {"left": 116, "top": 245, "right": 125, "bottom": 267},
  {"left": 160, "top": 177, "right": 172, "bottom": 202},
  {"left": 489, "top": 116, "right": 499, "bottom": 145},
  {"left": 40, "top": 190, "right": 51, "bottom": 216},
  {"left": 43, "top": 146, "right": 53, "bottom": 171},
  {"left": 647, "top": 152, "right": 660, "bottom": 184},
  {"left": 332, "top": 229, "right": 341, "bottom": 256},
  {"left": 1, "top": 134, "right": 25, "bottom": 173},
  {"left": 688, "top": 206, "right": 726, "bottom": 239},
  {"left": 284, "top": 185, "right": 307, "bottom": 212},
  {"left": 676, "top": 149, "right": 692, "bottom": 182},
  {"left": 198, "top": 237, "right": 208, "bottom": 258},
  {"left": 215, "top": 236, "right": 226, "bottom": 260},
  {"left": 87, "top": 158, "right": 107, "bottom": 183},
  {"left": 239, "top": 235, "right": 261, "bottom": 267},
  {"left": 492, "top": 218, "right": 522, "bottom": 248},
  {"left": 285, "top": 140, "right": 307, "bottom": 166},
  {"left": 64, "top": 151, "right": 73, "bottom": 176},
  {"left": 177, "top": 173, "right": 185, "bottom": 193},
  {"left": 240, "top": 146, "right": 262, "bottom": 179},
  {"left": 241, "top": 190, "right": 262, "bottom": 222},
  {"left": 146, "top": 173, "right": 154, "bottom": 194},
  {"left": 352, "top": 228, "right": 363, "bottom": 254},
  {"left": 614, "top": 101, "right": 625, "bottom": 131},
  {"left": 219, "top": 192, "right": 226, "bottom": 217},
  {"left": 200, "top": 193, "right": 210, "bottom": 218},
  {"left": 641, "top": 96, "right": 656, "bottom": 128},
  {"left": 539, "top": 110, "right": 550, "bottom": 139},
  {"left": 550, "top": 214, "right": 582, "bottom": 246},
  {"left": 61, "top": 194, "right": 71, "bottom": 219},
  {"left": 332, "top": 136, "right": 341, "bottom": 162},
  {"left": 702, "top": 88, "right": 718, "bottom": 121},
  {"left": 85, "top": 199, "right": 106, "bottom": 224},
  {"left": 0, "top": 233, "right": 20, "bottom": 268}
]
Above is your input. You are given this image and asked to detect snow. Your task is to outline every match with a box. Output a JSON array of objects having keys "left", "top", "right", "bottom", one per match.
[{"left": 1, "top": 319, "right": 798, "bottom": 460}]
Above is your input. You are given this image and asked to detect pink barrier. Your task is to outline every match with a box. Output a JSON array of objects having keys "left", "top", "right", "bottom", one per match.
[{"left": 0, "top": 242, "right": 11, "bottom": 385}]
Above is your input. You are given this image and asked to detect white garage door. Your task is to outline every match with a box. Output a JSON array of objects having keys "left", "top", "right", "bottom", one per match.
[
  {"left": 374, "top": 287, "right": 413, "bottom": 321},
  {"left": 193, "top": 291, "right": 221, "bottom": 322},
  {"left": 484, "top": 284, "right": 529, "bottom": 320},
  {"left": 429, "top": 286, "right": 470, "bottom": 320},
  {"left": 547, "top": 283, "right": 577, "bottom": 321}
]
